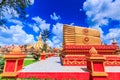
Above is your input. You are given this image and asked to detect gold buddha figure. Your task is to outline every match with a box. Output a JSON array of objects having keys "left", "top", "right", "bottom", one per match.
[{"left": 63, "top": 24, "right": 102, "bottom": 45}]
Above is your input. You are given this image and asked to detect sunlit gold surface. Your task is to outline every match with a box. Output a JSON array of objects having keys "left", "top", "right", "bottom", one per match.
[
  {"left": 10, "top": 46, "right": 22, "bottom": 54},
  {"left": 63, "top": 24, "right": 102, "bottom": 45}
]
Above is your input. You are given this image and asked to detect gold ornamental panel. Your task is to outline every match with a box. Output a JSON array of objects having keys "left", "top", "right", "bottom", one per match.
[
  {"left": 75, "top": 35, "right": 101, "bottom": 45},
  {"left": 75, "top": 26, "right": 100, "bottom": 37}
]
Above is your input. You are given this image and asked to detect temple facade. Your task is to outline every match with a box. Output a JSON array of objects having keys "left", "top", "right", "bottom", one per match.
[{"left": 61, "top": 24, "right": 120, "bottom": 66}]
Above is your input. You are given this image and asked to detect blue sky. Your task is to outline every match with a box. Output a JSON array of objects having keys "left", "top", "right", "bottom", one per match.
[{"left": 0, "top": 0, "right": 120, "bottom": 48}]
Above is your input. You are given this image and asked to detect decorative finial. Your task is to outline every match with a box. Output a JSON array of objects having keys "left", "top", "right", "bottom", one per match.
[
  {"left": 41, "top": 50, "right": 46, "bottom": 55},
  {"left": 112, "top": 38, "right": 117, "bottom": 46},
  {"left": 112, "top": 38, "right": 115, "bottom": 42},
  {"left": 38, "top": 32, "right": 42, "bottom": 41},
  {"left": 10, "top": 46, "right": 22, "bottom": 54},
  {"left": 89, "top": 47, "right": 98, "bottom": 56}
]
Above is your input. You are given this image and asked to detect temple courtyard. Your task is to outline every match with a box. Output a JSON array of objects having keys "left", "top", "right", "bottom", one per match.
[
  {"left": 16, "top": 56, "right": 120, "bottom": 80},
  {"left": 18, "top": 56, "right": 90, "bottom": 79},
  {"left": 21, "top": 57, "right": 87, "bottom": 72},
  {"left": 20, "top": 56, "right": 120, "bottom": 72}
]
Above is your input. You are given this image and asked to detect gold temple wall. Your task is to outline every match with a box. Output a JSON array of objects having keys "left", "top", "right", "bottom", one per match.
[
  {"left": 75, "top": 35, "right": 101, "bottom": 45},
  {"left": 74, "top": 26, "right": 100, "bottom": 37},
  {"left": 63, "top": 24, "right": 102, "bottom": 45}
]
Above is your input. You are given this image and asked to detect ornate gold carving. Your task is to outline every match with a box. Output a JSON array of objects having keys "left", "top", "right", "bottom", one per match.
[
  {"left": 84, "top": 37, "right": 89, "bottom": 42},
  {"left": 74, "top": 26, "right": 100, "bottom": 37},
  {"left": 83, "top": 36, "right": 89, "bottom": 44},
  {"left": 63, "top": 24, "right": 101, "bottom": 45},
  {"left": 10, "top": 46, "right": 22, "bottom": 54},
  {"left": 64, "top": 58, "right": 86, "bottom": 65},
  {"left": 104, "top": 60, "right": 120, "bottom": 65},
  {"left": 89, "top": 47, "right": 98, "bottom": 55},
  {"left": 75, "top": 35, "right": 101, "bottom": 45},
  {"left": 83, "top": 28, "right": 88, "bottom": 35}
]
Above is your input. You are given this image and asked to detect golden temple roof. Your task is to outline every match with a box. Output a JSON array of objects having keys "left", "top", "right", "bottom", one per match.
[
  {"left": 27, "top": 32, "right": 50, "bottom": 51},
  {"left": 33, "top": 32, "right": 43, "bottom": 50}
]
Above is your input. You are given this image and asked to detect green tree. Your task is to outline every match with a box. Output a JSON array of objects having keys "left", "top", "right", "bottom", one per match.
[
  {"left": 41, "top": 29, "right": 51, "bottom": 52},
  {"left": 0, "top": 0, "right": 34, "bottom": 27},
  {"left": 0, "top": 58, "right": 5, "bottom": 73}
]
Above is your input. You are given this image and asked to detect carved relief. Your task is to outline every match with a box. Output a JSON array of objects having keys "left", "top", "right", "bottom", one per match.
[{"left": 63, "top": 25, "right": 101, "bottom": 45}]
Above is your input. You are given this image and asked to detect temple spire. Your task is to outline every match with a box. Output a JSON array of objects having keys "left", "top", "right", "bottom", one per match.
[
  {"left": 112, "top": 38, "right": 117, "bottom": 46},
  {"left": 112, "top": 38, "right": 115, "bottom": 42},
  {"left": 38, "top": 32, "right": 42, "bottom": 41}
]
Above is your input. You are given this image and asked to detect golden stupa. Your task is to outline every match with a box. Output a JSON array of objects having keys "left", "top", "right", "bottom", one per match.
[
  {"left": 27, "top": 32, "right": 50, "bottom": 51},
  {"left": 33, "top": 33, "right": 43, "bottom": 50}
]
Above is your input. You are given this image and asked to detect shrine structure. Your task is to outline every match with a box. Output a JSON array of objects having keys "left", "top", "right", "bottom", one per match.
[
  {"left": 61, "top": 24, "right": 120, "bottom": 66},
  {"left": 2, "top": 46, "right": 26, "bottom": 78}
]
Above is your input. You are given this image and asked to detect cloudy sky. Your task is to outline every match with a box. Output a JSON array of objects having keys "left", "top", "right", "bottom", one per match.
[{"left": 0, "top": 0, "right": 120, "bottom": 48}]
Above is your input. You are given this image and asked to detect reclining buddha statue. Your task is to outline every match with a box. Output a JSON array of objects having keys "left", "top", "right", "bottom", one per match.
[{"left": 63, "top": 24, "right": 101, "bottom": 45}]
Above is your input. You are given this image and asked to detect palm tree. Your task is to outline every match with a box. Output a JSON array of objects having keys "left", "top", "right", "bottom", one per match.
[{"left": 41, "top": 29, "right": 51, "bottom": 52}]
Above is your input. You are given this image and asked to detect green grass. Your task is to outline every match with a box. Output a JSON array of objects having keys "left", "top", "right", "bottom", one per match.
[{"left": 24, "top": 59, "right": 37, "bottom": 67}]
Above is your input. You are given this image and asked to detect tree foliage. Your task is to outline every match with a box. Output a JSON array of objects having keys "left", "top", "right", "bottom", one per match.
[
  {"left": 0, "top": 0, "right": 34, "bottom": 26},
  {"left": 41, "top": 29, "right": 51, "bottom": 52},
  {"left": 0, "top": 58, "right": 5, "bottom": 72}
]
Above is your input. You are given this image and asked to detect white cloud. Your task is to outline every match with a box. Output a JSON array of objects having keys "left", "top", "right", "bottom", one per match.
[
  {"left": 50, "top": 12, "right": 61, "bottom": 21},
  {"left": 83, "top": 0, "right": 120, "bottom": 26},
  {"left": 70, "top": 23, "right": 75, "bottom": 26},
  {"left": 46, "top": 39, "right": 54, "bottom": 48},
  {"left": 51, "top": 23, "right": 63, "bottom": 48},
  {"left": 105, "top": 28, "right": 120, "bottom": 40},
  {"left": 8, "top": 19, "right": 23, "bottom": 26},
  {"left": 83, "top": 0, "right": 120, "bottom": 45},
  {"left": 27, "top": 16, "right": 63, "bottom": 48},
  {"left": 46, "top": 36, "right": 62, "bottom": 48},
  {"left": 2, "top": 6, "right": 19, "bottom": 19},
  {"left": 34, "top": 22, "right": 64, "bottom": 48},
  {"left": 32, "top": 16, "right": 50, "bottom": 31},
  {"left": 52, "top": 36, "right": 62, "bottom": 48},
  {"left": 0, "top": 25, "right": 8, "bottom": 30},
  {"left": 52, "top": 23, "right": 63, "bottom": 37},
  {"left": 31, "top": 16, "right": 63, "bottom": 48},
  {"left": 0, "top": 25, "right": 35, "bottom": 45},
  {"left": 51, "top": 23, "right": 77, "bottom": 48},
  {"left": 103, "top": 28, "right": 120, "bottom": 45},
  {"left": 33, "top": 25, "right": 40, "bottom": 33}
]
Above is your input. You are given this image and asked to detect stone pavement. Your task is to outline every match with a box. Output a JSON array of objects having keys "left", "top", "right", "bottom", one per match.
[
  {"left": 105, "top": 66, "right": 120, "bottom": 72},
  {"left": 20, "top": 56, "right": 88, "bottom": 72},
  {"left": 20, "top": 56, "right": 120, "bottom": 73}
]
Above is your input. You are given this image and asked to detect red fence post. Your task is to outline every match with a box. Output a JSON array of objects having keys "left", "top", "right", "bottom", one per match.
[
  {"left": 1, "top": 46, "right": 26, "bottom": 78},
  {"left": 40, "top": 51, "right": 46, "bottom": 60}
]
